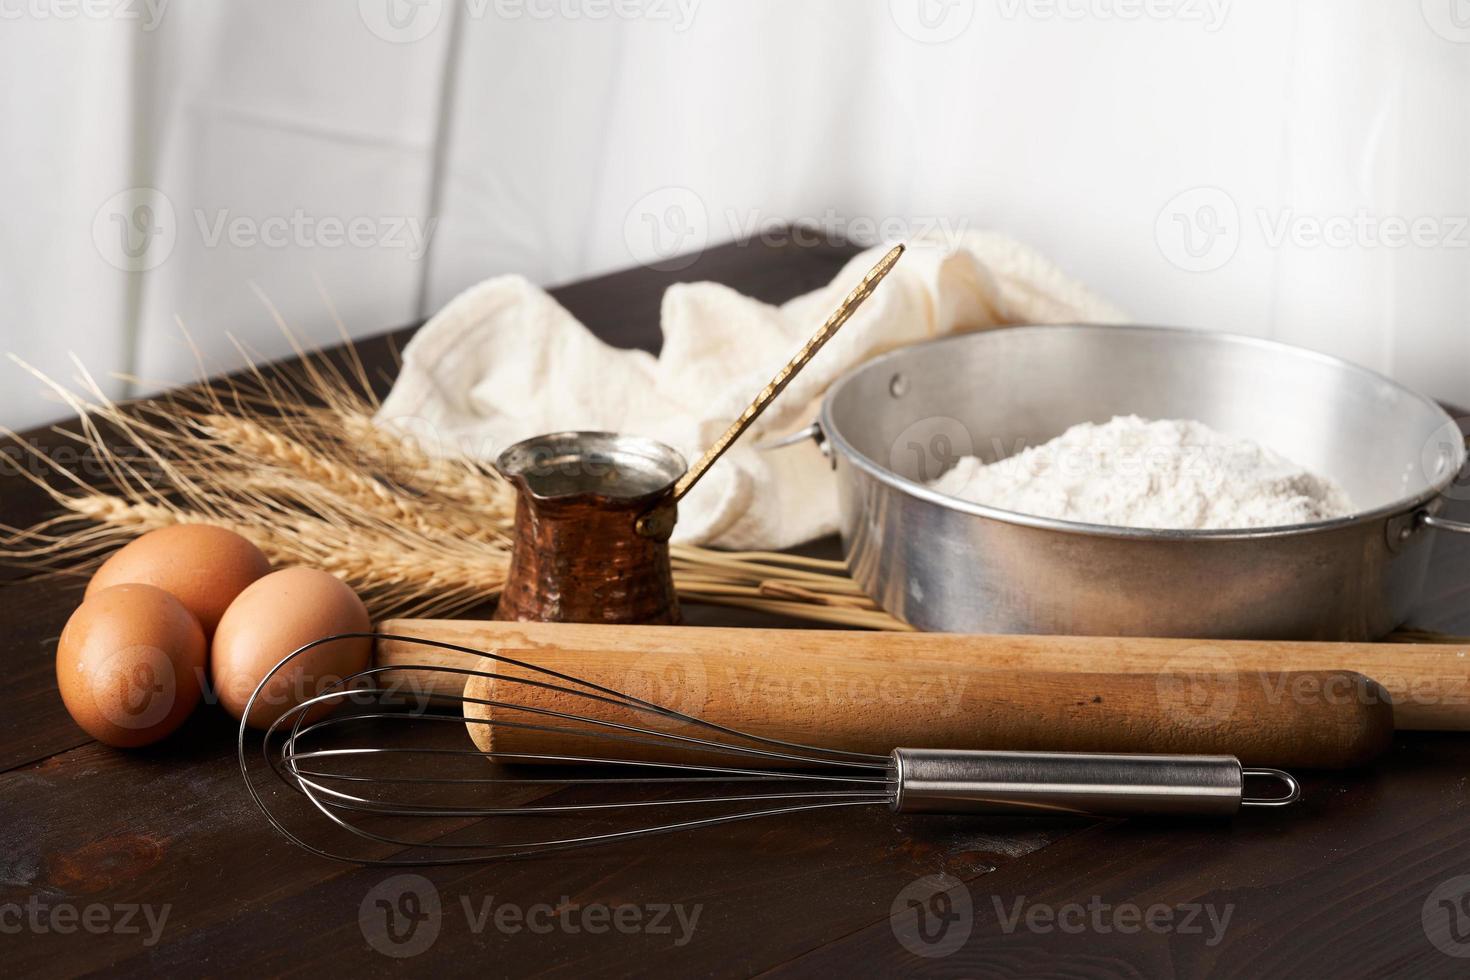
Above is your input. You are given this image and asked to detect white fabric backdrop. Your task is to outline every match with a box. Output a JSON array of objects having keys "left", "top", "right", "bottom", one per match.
[{"left": 2, "top": 0, "right": 1467, "bottom": 430}]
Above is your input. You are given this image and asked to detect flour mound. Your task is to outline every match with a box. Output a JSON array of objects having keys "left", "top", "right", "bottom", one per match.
[{"left": 929, "top": 415, "right": 1355, "bottom": 530}]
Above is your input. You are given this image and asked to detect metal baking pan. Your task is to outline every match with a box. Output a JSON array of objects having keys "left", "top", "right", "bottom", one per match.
[{"left": 811, "top": 325, "right": 1470, "bottom": 639}]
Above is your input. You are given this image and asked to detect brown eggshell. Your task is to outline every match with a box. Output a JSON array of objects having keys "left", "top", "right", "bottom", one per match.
[
  {"left": 211, "top": 567, "right": 372, "bottom": 730},
  {"left": 56, "top": 584, "right": 207, "bottom": 748},
  {"left": 88, "top": 525, "right": 271, "bottom": 637}
]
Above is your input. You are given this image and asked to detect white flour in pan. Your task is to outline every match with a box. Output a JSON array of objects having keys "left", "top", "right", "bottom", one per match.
[{"left": 929, "top": 415, "right": 1355, "bottom": 530}]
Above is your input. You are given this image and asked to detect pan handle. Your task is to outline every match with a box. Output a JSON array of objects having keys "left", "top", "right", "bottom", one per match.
[
  {"left": 1416, "top": 429, "right": 1470, "bottom": 534},
  {"left": 1421, "top": 512, "right": 1470, "bottom": 535},
  {"left": 756, "top": 420, "right": 829, "bottom": 458}
]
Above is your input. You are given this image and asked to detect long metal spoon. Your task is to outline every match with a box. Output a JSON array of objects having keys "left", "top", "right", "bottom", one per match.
[{"left": 635, "top": 242, "right": 905, "bottom": 537}]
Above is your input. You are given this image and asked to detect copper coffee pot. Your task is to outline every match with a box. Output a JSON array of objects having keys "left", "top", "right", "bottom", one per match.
[{"left": 494, "top": 243, "right": 906, "bottom": 625}]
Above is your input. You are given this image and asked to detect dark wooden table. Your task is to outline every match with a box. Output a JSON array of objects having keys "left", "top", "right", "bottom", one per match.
[{"left": 5, "top": 239, "right": 1470, "bottom": 978}]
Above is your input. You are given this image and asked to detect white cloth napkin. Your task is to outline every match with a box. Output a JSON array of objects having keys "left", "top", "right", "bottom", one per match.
[{"left": 376, "top": 232, "right": 1126, "bottom": 549}]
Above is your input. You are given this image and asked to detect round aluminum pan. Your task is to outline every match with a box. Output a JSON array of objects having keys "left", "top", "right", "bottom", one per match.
[{"left": 817, "top": 325, "right": 1470, "bottom": 639}]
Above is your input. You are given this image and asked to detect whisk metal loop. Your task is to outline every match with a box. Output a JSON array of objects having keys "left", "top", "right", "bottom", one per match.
[
  {"left": 241, "top": 633, "right": 895, "bottom": 866},
  {"left": 240, "top": 633, "right": 1301, "bottom": 866}
]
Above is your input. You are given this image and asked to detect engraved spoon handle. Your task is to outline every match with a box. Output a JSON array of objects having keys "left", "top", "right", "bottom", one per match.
[{"left": 673, "top": 242, "right": 906, "bottom": 502}]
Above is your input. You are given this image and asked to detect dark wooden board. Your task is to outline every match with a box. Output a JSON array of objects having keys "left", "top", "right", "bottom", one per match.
[{"left": 3, "top": 238, "right": 1470, "bottom": 978}]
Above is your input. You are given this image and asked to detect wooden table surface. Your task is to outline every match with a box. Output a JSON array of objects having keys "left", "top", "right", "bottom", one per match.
[{"left": 5, "top": 239, "right": 1470, "bottom": 978}]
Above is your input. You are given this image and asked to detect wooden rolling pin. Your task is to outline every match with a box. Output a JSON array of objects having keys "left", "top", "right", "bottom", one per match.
[
  {"left": 377, "top": 620, "right": 1470, "bottom": 730},
  {"left": 373, "top": 622, "right": 1425, "bottom": 768}
]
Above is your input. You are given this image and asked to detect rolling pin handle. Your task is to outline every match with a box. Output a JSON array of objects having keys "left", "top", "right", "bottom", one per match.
[{"left": 1241, "top": 768, "right": 1302, "bottom": 807}]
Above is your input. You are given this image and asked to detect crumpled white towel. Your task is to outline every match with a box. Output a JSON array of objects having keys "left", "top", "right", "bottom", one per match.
[{"left": 376, "top": 231, "right": 1126, "bottom": 549}]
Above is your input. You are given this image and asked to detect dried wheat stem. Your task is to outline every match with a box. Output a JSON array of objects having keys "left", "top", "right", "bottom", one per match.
[{"left": 0, "top": 338, "right": 910, "bottom": 629}]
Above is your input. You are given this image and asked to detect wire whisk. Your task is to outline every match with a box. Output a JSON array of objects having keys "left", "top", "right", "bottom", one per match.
[{"left": 240, "top": 634, "right": 1300, "bottom": 866}]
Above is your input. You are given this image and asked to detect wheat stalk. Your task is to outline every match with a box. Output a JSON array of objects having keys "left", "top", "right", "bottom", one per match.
[{"left": 1, "top": 342, "right": 906, "bottom": 629}]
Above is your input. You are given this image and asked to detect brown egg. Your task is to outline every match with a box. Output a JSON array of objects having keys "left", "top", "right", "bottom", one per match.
[
  {"left": 88, "top": 525, "right": 271, "bottom": 637},
  {"left": 56, "top": 584, "right": 207, "bottom": 748},
  {"left": 211, "top": 567, "right": 372, "bottom": 730}
]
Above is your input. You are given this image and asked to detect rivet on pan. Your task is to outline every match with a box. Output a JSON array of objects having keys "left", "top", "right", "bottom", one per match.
[{"left": 1386, "top": 511, "right": 1424, "bottom": 553}]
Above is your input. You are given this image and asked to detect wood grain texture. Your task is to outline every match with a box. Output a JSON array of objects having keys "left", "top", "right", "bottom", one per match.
[
  {"left": 4, "top": 237, "right": 1470, "bottom": 977},
  {"left": 374, "top": 640, "right": 1394, "bottom": 767},
  {"left": 380, "top": 620, "right": 1470, "bottom": 731}
]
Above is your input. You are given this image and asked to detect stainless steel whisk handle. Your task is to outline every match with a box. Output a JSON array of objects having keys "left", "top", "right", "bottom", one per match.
[{"left": 889, "top": 749, "right": 1301, "bottom": 819}]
